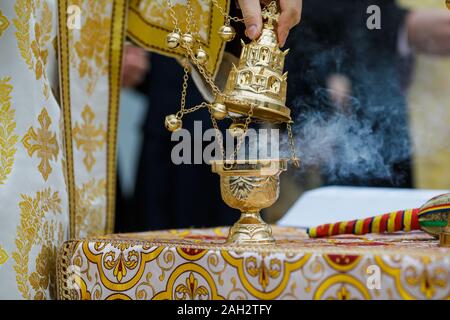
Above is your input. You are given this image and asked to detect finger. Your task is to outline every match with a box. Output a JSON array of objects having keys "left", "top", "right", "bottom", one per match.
[
  {"left": 238, "top": 0, "right": 263, "bottom": 40},
  {"left": 278, "top": 0, "right": 302, "bottom": 47}
]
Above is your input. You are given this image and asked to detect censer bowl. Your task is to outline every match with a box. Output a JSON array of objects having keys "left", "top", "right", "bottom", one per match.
[{"left": 211, "top": 159, "right": 288, "bottom": 245}]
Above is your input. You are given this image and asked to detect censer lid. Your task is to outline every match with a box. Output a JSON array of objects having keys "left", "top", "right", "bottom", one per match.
[{"left": 223, "top": 2, "right": 291, "bottom": 123}]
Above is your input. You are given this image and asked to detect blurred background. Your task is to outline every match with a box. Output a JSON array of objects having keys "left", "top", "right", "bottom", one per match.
[{"left": 114, "top": 0, "right": 450, "bottom": 233}]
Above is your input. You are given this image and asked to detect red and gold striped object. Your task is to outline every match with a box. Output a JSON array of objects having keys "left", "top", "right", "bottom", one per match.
[{"left": 308, "top": 193, "right": 450, "bottom": 238}]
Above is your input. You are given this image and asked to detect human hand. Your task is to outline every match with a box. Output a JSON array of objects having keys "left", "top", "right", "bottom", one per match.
[
  {"left": 406, "top": 9, "right": 450, "bottom": 56},
  {"left": 237, "top": 0, "right": 302, "bottom": 47},
  {"left": 121, "top": 45, "right": 150, "bottom": 88}
]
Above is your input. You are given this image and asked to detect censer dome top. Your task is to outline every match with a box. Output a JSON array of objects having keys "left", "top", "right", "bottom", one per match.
[{"left": 223, "top": 2, "right": 292, "bottom": 123}]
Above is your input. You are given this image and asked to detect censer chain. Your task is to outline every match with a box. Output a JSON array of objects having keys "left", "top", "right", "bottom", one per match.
[
  {"left": 169, "top": 0, "right": 298, "bottom": 168},
  {"left": 287, "top": 122, "right": 300, "bottom": 168},
  {"left": 165, "top": 0, "right": 180, "bottom": 33},
  {"left": 210, "top": 0, "right": 245, "bottom": 24},
  {"left": 209, "top": 102, "right": 255, "bottom": 166},
  {"left": 174, "top": 56, "right": 191, "bottom": 119}
]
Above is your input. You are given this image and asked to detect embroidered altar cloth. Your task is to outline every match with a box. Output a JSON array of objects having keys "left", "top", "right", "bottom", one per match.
[{"left": 57, "top": 226, "right": 450, "bottom": 300}]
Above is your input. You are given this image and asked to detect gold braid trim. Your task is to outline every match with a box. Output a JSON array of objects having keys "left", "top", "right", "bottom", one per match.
[{"left": 57, "top": 240, "right": 80, "bottom": 300}]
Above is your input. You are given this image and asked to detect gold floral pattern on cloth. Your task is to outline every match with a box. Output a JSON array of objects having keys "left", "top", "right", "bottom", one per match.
[
  {"left": 376, "top": 255, "right": 449, "bottom": 299},
  {"left": 59, "top": 0, "right": 127, "bottom": 238},
  {"left": 13, "top": 188, "right": 63, "bottom": 300},
  {"left": 0, "top": 77, "right": 18, "bottom": 185},
  {"left": 74, "top": 179, "right": 106, "bottom": 238},
  {"left": 29, "top": 243, "right": 59, "bottom": 300},
  {"left": 73, "top": 106, "right": 106, "bottom": 172},
  {"left": 314, "top": 275, "right": 371, "bottom": 300},
  {"left": 57, "top": 227, "right": 450, "bottom": 300},
  {"left": 0, "top": 10, "right": 9, "bottom": 37},
  {"left": 174, "top": 272, "right": 209, "bottom": 300},
  {"left": 13, "top": 0, "right": 53, "bottom": 99},
  {"left": 154, "top": 264, "right": 225, "bottom": 300},
  {"left": 22, "top": 107, "right": 59, "bottom": 181},
  {"left": 102, "top": 242, "right": 139, "bottom": 283},
  {"left": 221, "top": 251, "right": 309, "bottom": 299},
  {"left": 69, "top": 0, "right": 111, "bottom": 95},
  {"left": 0, "top": 245, "right": 8, "bottom": 265}
]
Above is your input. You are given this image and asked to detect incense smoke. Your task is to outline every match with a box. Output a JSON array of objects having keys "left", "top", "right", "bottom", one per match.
[{"left": 282, "top": 45, "right": 412, "bottom": 186}]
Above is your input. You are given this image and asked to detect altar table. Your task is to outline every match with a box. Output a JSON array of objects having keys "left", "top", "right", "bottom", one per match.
[{"left": 57, "top": 226, "right": 450, "bottom": 300}]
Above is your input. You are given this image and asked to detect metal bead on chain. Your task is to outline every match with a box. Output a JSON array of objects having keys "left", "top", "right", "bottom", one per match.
[
  {"left": 165, "top": 114, "right": 183, "bottom": 132},
  {"left": 166, "top": 32, "right": 181, "bottom": 49},
  {"left": 210, "top": 101, "right": 228, "bottom": 120},
  {"left": 218, "top": 25, "right": 236, "bottom": 42},
  {"left": 229, "top": 122, "right": 246, "bottom": 137},
  {"left": 195, "top": 47, "right": 208, "bottom": 65},
  {"left": 181, "top": 33, "right": 195, "bottom": 49}
]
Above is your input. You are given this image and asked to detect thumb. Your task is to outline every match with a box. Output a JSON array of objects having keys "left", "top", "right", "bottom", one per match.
[{"left": 238, "top": 0, "right": 263, "bottom": 40}]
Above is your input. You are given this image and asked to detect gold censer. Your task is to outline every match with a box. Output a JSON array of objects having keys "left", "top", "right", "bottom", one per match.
[
  {"left": 162, "top": 1, "right": 299, "bottom": 245},
  {"left": 211, "top": 159, "right": 287, "bottom": 244}
]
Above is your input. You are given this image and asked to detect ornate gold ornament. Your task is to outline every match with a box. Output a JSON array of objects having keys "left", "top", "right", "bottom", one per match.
[
  {"left": 223, "top": 2, "right": 291, "bottom": 122},
  {"left": 211, "top": 159, "right": 287, "bottom": 244},
  {"left": 0, "top": 77, "right": 18, "bottom": 186},
  {"left": 161, "top": 1, "right": 299, "bottom": 245},
  {"left": 22, "top": 107, "right": 59, "bottom": 181}
]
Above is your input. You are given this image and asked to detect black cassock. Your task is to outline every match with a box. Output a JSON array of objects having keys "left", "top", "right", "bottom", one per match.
[{"left": 115, "top": 0, "right": 412, "bottom": 232}]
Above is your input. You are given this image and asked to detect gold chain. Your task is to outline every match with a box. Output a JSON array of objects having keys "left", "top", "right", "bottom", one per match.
[
  {"left": 184, "top": 102, "right": 209, "bottom": 115},
  {"left": 175, "top": 58, "right": 190, "bottom": 119},
  {"left": 185, "top": 0, "right": 194, "bottom": 34},
  {"left": 209, "top": 103, "right": 255, "bottom": 164},
  {"left": 210, "top": 0, "right": 244, "bottom": 24},
  {"left": 209, "top": 113, "right": 226, "bottom": 158},
  {"left": 165, "top": 0, "right": 180, "bottom": 32},
  {"left": 287, "top": 122, "right": 300, "bottom": 168},
  {"left": 166, "top": 0, "right": 299, "bottom": 167}
]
